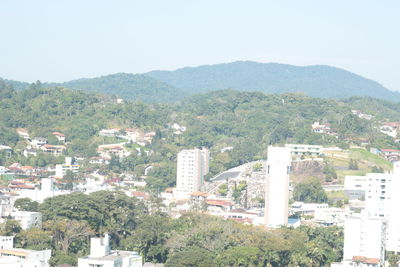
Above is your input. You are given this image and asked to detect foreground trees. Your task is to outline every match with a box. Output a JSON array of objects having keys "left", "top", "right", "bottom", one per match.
[{"left": 5, "top": 192, "right": 343, "bottom": 266}]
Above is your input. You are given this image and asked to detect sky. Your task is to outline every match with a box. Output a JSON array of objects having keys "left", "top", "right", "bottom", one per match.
[{"left": 0, "top": 0, "right": 399, "bottom": 91}]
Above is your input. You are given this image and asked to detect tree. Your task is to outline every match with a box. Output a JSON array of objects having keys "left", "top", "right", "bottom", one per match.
[
  {"left": 44, "top": 219, "right": 93, "bottom": 253},
  {"left": 348, "top": 159, "right": 359, "bottom": 170},
  {"left": 123, "top": 213, "right": 171, "bottom": 263},
  {"left": 0, "top": 219, "right": 22, "bottom": 236},
  {"left": 14, "top": 198, "right": 39, "bottom": 212},
  {"left": 293, "top": 177, "right": 328, "bottom": 203},
  {"left": 165, "top": 246, "right": 218, "bottom": 267},
  {"left": 16, "top": 228, "right": 52, "bottom": 250}
]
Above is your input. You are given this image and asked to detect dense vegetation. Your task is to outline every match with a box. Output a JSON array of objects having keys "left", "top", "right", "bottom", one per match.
[
  {"left": 3, "top": 61, "right": 399, "bottom": 104},
  {"left": 1, "top": 80, "right": 400, "bottom": 191},
  {"left": 9, "top": 192, "right": 343, "bottom": 266},
  {"left": 147, "top": 61, "right": 400, "bottom": 101}
]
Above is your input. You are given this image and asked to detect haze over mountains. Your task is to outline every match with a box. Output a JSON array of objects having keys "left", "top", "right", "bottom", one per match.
[{"left": 2, "top": 61, "right": 399, "bottom": 103}]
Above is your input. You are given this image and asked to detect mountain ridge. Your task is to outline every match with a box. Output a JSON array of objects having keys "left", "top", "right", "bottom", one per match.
[{"left": 2, "top": 61, "right": 399, "bottom": 102}]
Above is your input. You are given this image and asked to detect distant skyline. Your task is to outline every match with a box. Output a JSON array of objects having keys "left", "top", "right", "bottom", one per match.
[{"left": 1, "top": 0, "right": 399, "bottom": 91}]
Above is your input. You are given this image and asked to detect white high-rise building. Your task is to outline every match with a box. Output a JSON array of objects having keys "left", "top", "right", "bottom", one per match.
[
  {"left": 343, "top": 162, "right": 400, "bottom": 253},
  {"left": 176, "top": 148, "right": 210, "bottom": 193},
  {"left": 265, "top": 146, "right": 291, "bottom": 227},
  {"left": 342, "top": 212, "right": 386, "bottom": 266}
]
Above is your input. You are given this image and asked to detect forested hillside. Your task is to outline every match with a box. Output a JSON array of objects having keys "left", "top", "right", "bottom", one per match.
[
  {"left": 1, "top": 73, "right": 186, "bottom": 103},
  {"left": 1, "top": 80, "right": 400, "bottom": 191},
  {"left": 3, "top": 61, "right": 399, "bottom": 103},
  {"left": 147, "top": 61, "right": 400, "bottom": 101}
]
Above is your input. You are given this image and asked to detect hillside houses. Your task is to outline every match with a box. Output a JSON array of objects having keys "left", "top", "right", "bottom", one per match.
[
  {"left": 379, "top": 122, "right": 400, "bottom": 138},
  {"left": 40, "top": 144, "right": 66, "bottom": 156},
  {"left": 351, "top": 110, "right": 374, "bottom": 120},
  {"left": 16, "top": 128, "right": 30, "bottom": 140},
  {"left": 312, "top": 122, "right": 339, "bottom": 137},
  {"left": 52, "top": 131, "right": 66, "bottom": 142}
]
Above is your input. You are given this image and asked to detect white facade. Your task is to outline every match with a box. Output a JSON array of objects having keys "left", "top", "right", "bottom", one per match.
[
  {"left": 265, "top": 146, "right": 291, "bottom": 227},
  {"left": 344, "top": 175, "right": 367, "bottom": 200},
  {"left": 11, "top": 211, "right": 42, "bottom": 230},
  {"left": 342, "top": 212, "right": 385, "bottom": 266},
  {"left": 0, "top": 236, "right": 51, "bottom": 267},
  {"left": 0, "top": 236, "right": 14, "bottom": 250},
  {"left": 347, "top": 162, "right": 400, "bottom": 253},
  {"left": 78, "top": 234, "right": 142, "bottom": 267},
  {"left": 176, "top": 148, "right": 210, "bottom": 193}
]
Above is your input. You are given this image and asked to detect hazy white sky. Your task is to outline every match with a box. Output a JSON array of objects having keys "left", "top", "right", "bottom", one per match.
[{"left": 1, "top": 0, "right": 399, "bottom": 91}]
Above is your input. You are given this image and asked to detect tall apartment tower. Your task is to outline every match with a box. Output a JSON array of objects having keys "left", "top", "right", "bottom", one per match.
[
  {"left": 363, "top": 162, "right": 400, "bottom": 253},
  {"left": 343, "top": 212, "right": 386, "bottom": 265},
  {"left": 176, "top": 148, "right": 210, "bottom": 193},
  {"left": 265, "top": 146, "right": 291, "bottom": 228}
]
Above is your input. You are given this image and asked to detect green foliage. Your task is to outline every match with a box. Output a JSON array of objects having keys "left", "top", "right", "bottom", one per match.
[
  {"left": 165, "top": 246, "right": 217, "bottom": 267},
  {"left": 371, "top": 166, "right": 384, "bottom": 173},
  {"left": 293, "top": 177, "right": 328, "bottom": 203},
  {"left": 218, "top": 183, "right": 228, "bottom": 196},
  {"left": 348, "top": 159, "right": 359, "bottom": 170},
  {"left": 15, "top": 228, "right": 52, "bottom": 250},
  {"left": 147, "top": 61, "right": 400, "bottom": 102},
  {"left": 323, "top": 162, "right": 337, "bottom": 182},
  {"left": 14, "top": 198, "right": 39, "bottom": 212},
  {"left": 252, "top": 162, "right": 263, "bottom": 172}
]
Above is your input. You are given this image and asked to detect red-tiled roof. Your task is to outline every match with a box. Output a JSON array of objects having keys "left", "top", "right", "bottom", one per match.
[
  {"left": 132, "top": 191, "right": 149, "bottom": 199},
  {"left": 10, "top": 184, "right": 35, "bottom": 189},
  {"left": 53, "top": 132, "right": 65, "bottom": 137},
  {"left": 206, "top": 199, "right": 234, "bottom": 207},
  {"left": 352, "top": 256, "right": 379, "bottom": 264},
  {"left": 190, "top": 192, "right": 210, "bottom": 197},
  {"left": 381, "top": 148, "right": 400, "bottom": 152}
]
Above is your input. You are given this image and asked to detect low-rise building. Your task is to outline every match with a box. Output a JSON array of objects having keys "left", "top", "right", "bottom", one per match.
[
  {"left": 0, "top": 235, "right": 51, "bottom": 267},
  {"left": 285, "top": 144, "right": 323, "bottom": 157},
  {"left": 78, "top": 233, "right": 142, "bottom": 267},
  {"left": 11, "top": 211, "right": 42, "bottom": 230},
  {"left": 52, "top": 132, "right": 66, "bottom": 142},
  {"left": 55, "top": 157, "right": 79, "bottom": 178},
  {"left": 30, "top": 137, "right": 48, "bottom": 149}
]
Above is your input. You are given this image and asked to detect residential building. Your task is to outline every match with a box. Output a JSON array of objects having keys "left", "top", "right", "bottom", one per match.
[
  {"left": 176, "top": 148, "right": 210, "bottom": 193},
  {"left": 0, "top": 235, "right": 51, "bottom": 267},
  {"left": 347, "top": 162, "right": 400, "bottom": 253},
  {"left": 0, "top": 194, "right": 12, "bottom": 217},
  {"left": 16, "top": 129, "right": 30, "bottom": 140},
  {"left": 40, "top": 144, "right": 66, "bottom": 156},
  {"left": 11, "top": 211, "right": 42, "bottom": 230},
  {"left": 341, "top": 212, "right": 386, "bottom": 267},
  {"left": 89, "top": 156, "right": 111, "bottom": 165},
  {"left": 99, "top": 128, "right": 119, "bottom": 137},
  {"left": 285, "top": 144, "right": 322, "bottom": 157},
  {"left": 30, "top": 137, "right": 48, "bottom": 149},
  {"left": 52, "top": 132, "right": 66, "bottom": 142},
  {"left": 344, "top": 175, "right": 367, "bottom": 200},
  {"left": 55, "top": 157, "right": 79, "bottom": 178},
  {"left": 265, "top": 146, "right": 291, "bottom": 227},
  {"left": 78, "top": 233, "right": 142, "bottom": 267}
]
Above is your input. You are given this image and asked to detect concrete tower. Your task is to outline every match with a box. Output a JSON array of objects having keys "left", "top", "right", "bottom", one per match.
[{"left": 265, "top": 146, "right": 291, "bottom": 228}]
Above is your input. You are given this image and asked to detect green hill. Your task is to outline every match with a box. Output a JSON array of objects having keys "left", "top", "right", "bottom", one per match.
[
  {"left": 147, "top": 61, "right": 400, "bottom": 101},
  {"left": 1, "top": 73, "right": 186, "bottom": 104}
]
